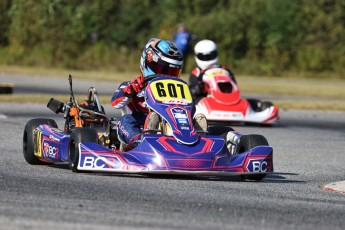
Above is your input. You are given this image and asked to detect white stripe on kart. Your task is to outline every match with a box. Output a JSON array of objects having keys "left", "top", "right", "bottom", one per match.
[{"left": 322, "top": 180, "right": 345, "bottom": 194}]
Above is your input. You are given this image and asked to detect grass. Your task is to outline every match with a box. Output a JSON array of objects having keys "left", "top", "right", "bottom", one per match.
[
  {"left": 0, "top": 64, "right": 135, "bottom": 82},
  {"left": 0, "top": 94, "right": 112, "bottom": 104},
  {"left": 238, "top": 76, "right": 345, "bottom": 99},
  {"left": 1, "top": 64, "right": 345, "bottom": 111},
  {"left": 275, "top": 100, "right": 345, "bottom": 111}
]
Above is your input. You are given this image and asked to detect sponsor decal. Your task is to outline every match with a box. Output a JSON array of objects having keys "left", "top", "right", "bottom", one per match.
[
  {"left": 117, "top": 120, "right": 130, "bottom": 138},
  {"left": 49, "top": 135, "right": 60, "bottom": 142},
  {"left": 177, "top": 119, "right": 187, "bottom": 124},
  {"left": 210, "top": 111, "right": 243, "bottom": 119},
  {"left": 171, "top": 108, "right": 190, "bottom": 129},
  {"left": 174, "top": 113, "right": 187, "bottom": 119},
  {"left": 162, "top": 99, "right": 190, "bottom": 105},
  {"left": 80, "top": 155, "right": 123, "bottom": 169},
  {"left": 33, "top": 129, "right": 42, "bottom": 157},
  {"left": 51, "top": 128, "right": 63, "bottom": 133},
  {"left": 147, "top": 49, "right": 158, "bottom": 63},
  {"left": 246, "top": 159, "right": 271, "bottom": 172},
  {"left": 172, "top": 108, "right": 183, "bottom": 113},
  {"left": 43, "top": 142, "right": 59, "bottom": 158},
  {"left": 205, "top": 68, "right": 229, "bottom": 78},
  {"left": 171, "top": 108, "right": 188, "bottom": 119},
  {"left": 147, "top": 50, "right": 153, "bottom": 62}
]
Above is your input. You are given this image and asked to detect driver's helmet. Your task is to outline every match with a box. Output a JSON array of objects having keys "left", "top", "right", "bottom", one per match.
[
  {"left": 194, "top": 39, "right": 218, "bottom": 70},
  {"left": 140, "top": 38, "right": 184, "bottom": 78}
]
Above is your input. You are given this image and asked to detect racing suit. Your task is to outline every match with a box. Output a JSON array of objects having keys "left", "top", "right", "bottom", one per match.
[
  {"left": 111, "top": 75, "right": 148, "bottom": 145},
  {"left": 188, "top": 64, "right": 236, "bottom": 103}
]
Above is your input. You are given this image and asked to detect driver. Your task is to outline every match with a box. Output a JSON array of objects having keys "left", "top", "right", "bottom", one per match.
[
  {"left": 111, "top": 38, "right": 184, "bottom": 149},
  {"left": 189, "top": 39, "right": 236, "bottom": 103}
]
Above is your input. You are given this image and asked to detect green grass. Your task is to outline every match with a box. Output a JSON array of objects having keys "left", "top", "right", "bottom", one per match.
[
  {"left": 0, "top": 94, "right": 112, "bottom": 104},
  {"left": 1, "top": 65, "right": 345, "bottom": 111},
  {"left": 238, "top": 76, "right": 345, "bottom": 99},
  {"left": 0, "top": 64, "right": 135, "bottom": 82},
  {"left": 274, "top": 100, "right": 345, "bottom": 111}
]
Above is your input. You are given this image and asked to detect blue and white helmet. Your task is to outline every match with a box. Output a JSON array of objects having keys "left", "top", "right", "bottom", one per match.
[{"left": 140, "top": 38, "right": 184, "bottom": 78}]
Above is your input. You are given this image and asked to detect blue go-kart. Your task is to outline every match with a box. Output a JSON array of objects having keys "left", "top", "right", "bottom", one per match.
[{"left": 23, "top": 75, "right": 273, "bottom": 180}]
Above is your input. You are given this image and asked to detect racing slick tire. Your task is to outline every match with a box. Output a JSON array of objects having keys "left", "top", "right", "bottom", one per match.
[
  {"left": 247, "top": 99, "right": 261, "bottom": 112},
  {"left": 237, "top": 134, "right": 269, "bottom": 181},
  {"left": 247, "top": 99, "right": 273, "bottom": 112},
  {"left": 261, "top": 101, "right": 273, "bottom": 111},
  {"left": 208, "top": 126, "right": 235, "bottom": 136},
  {"left": 69, "top": 127, "right": 98, "bottom": 172},
  {"left": 23, "top": 118, "right": 58, "bottom": 165},
  {"left": 260, "top": 101, "right": 275, "bottom": 127}
]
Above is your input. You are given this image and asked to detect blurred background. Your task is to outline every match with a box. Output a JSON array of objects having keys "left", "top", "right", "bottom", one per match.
[{"left": 0, "top": 0, "right": 344, "bottom": 78}]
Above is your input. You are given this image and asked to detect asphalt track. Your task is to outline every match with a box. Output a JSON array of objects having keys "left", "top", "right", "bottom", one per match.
[{"left": 1, "top": 102, "right": 345, "bottom": 230}]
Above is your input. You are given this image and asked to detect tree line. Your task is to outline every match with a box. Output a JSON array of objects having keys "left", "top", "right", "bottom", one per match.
[{"left": 0, "top": 0, "right": 344, "bottom": 77}]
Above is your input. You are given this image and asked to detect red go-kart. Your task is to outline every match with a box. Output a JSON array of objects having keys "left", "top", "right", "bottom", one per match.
[{"left": 194, "top": 68, "right": 279, "bottom": 125}]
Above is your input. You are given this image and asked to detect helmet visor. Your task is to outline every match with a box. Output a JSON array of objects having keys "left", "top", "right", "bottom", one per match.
[
  {"left": 195, "top": 50, "right": 218, "bottom": 61},
  {"left": 147, "top": 61, "right": 182, "bottom": 77}
]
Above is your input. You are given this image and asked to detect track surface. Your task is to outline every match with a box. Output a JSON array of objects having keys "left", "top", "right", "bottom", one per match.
[{"left": 1, "top": 102, "right": 345, "bottom": 230}]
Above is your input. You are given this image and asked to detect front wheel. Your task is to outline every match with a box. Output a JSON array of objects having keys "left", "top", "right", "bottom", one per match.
[
  {"left": 247, "top": 99, "right": 261, "bottom": 112},
  {"left": 23, "top": 118, "right": 58, "bottom": 165},
  {"left": 69, "top": 128, "right": 98, "bottom": 172},
  {"left": 261, "top": 101, "right": 273, "bottom": 111},
  {"left": 247, "top": 99, "right": 274, "bottom": 112},
  {"left": 237, "top": 134, "right": 269, "bottom": 181},
  {"left": 208, "top": 126, "right": 235, "bottom": 136}
]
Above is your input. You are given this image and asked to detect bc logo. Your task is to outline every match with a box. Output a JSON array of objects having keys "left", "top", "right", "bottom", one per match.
[
  {"left": 246, "top": 160, "right": 268, "bottom": 172},
  {"left": 43, "top": 142, "right": 59, "bottom": 158},
  {"left": 81, "top": 156, "right": 123, "bottom": 169}
]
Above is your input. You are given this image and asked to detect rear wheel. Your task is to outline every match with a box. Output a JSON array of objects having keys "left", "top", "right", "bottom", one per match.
[
  {"left": 23, "top": 118, "right": 58, "bottom": 164},
  {"left": 237, "top": 134, "right": 269, "bottom": 181},
  {"left": 69, "top": 128, "right": 98, "bottom": 172}
]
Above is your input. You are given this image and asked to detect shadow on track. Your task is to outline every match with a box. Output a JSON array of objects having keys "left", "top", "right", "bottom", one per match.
[{"left": 55, "top": 170, "right": 305, "bottom": 184}]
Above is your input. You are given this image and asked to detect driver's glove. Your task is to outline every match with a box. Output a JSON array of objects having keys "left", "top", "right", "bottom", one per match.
[{"left": 124, "top": 75, "right": 145, "bottom": 97}]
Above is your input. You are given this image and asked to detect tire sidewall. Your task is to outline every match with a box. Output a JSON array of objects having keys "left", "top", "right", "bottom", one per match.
[
  {"left": 208, "top": 126, "right": 235, "bottom": 136},
  {"left": 261, "top": 101, "right": 274, "bottom": 111},
  {"left": 237, "top": 134, "right": 269, "bottom": 181},
  {"left": 237, "top": 134, "right": 269, "bottom": 155},
  {"left": 23, "top": 118, "right": 58, "bottom": 164},
  {"left": 68, "top": 127, "right": 98, "bottom": 172}
]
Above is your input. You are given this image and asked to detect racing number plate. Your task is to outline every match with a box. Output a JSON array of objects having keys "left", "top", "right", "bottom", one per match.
[{"left": 150, "top": 79, "right": 192, "bottom": 104}]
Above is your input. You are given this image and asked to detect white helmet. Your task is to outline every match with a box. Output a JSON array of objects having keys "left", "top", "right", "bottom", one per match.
[{"left": 194, "top": 39, "right": 218, "bottom": 70}]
